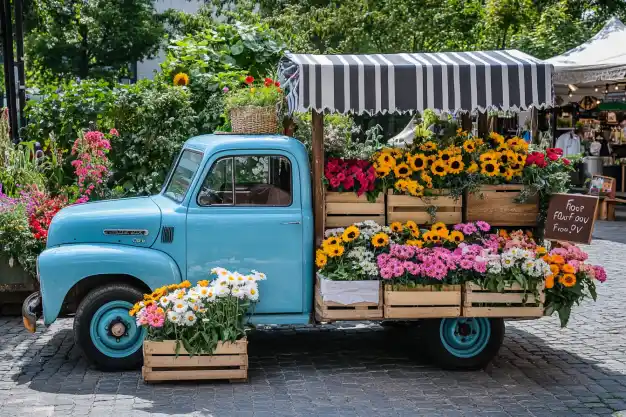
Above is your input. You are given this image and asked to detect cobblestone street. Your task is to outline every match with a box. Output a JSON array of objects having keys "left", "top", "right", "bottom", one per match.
[{"left": 0, "top": 239, "right": 624, "bottom": 417}]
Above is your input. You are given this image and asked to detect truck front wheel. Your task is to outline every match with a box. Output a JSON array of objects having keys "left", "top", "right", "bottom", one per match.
[
  {"left": 74, "top": 283, "right": 146, "bottom": 371},
  {"left": 423, "top": 317, "right": 504, "bottom": 370}
]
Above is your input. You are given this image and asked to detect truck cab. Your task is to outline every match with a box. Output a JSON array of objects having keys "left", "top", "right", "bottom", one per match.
[{"left": 24, "top": 134, "right": 314, "bottom": 370}]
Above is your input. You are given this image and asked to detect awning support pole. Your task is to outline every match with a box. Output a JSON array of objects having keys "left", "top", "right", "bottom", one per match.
[{"left": 312, "top": 111, "right": 325, "bottom": 247}]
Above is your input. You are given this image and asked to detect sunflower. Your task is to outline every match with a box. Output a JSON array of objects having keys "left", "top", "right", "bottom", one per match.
[
  {"left": 515, "top": 153, "right": 526, "bottom": 164},
  {"left": 498, "top": 164, "right": 508, "bottom": 176},
  {"left": 448, "top": 230, "right": 464, "bottom": 243},
  {"left": 422, "top": 230, "right": 434, "bottom": 242},
  {"left": 560, "top": 273, "right": 576, "bottom": 287},
  {"left": 436, "top": 228, "right": 449, "bottom": 239},
  {"left": 420, "top": 141, "right": 438, "bottom": 152},
  {"left": 375, "top": 164, "right": 392, "bottom": 178},
  {"left": 438, "top": 149, "right": 454, "bottom": 163},
  {"left": 406, "top": 239, "right": 424, "bottom": 248},
  {"left": 372, "top": 232, "right": 390, "bottom": 248},
  {"left": 390, "top": 222, "right": 404, "bottom": 233},
  {"left": 500, "top": 150, "right": 516, "bottom": 165},
  {"left": 475, "top": 138, "right": 484, "bottom": 146},
  {"left": 342, "top": 225, "right": 360, "bottom": 242},
  {"left": 431, "top": 222, "right": 447, "bottom": 232},
  {"left": 503, "top": 168, "right": 516, "bottom": 181},
  {"left": 536, "top": 246, "right": 547, "bottom": 255},
  {"left": 406, "top": 180, "right": 424, "bottom": 197},
  {"left": 394, "top": 179, "right": 409, "bottom": 192},
  {"left": 561, "top": 263, "right": 575, "bottom": 274},
  {"left": 409, "top": 153, "right": 429, "bottom": 171},
  {"left": 323, "top": 236, "right": 341, "bottom": 248},
  {"left": 480, "top": 152, "right": 499, "bottom": 162},
  {"left": 480, "top": 161, "right": 500, "bottom": 177},
  {"left": 516, "top": 141, "right": 529, "bottom": 153},
  {"left": 326, "top": 244, "right": 345, "bottom": 258},
  {"left": 488, "top": 132, "right": 505, "bottom": 147},
  {"left": 390, "top": 148, "right": 404, "bottom": 159},
  {"left": 315, "top": 251, "right": 328, "bottom": 268},
  {"left": 506, "top": 137, "right": 523, "bottom": 150},
  {"left": 421, "top": 172, "right": 432, "bottom": 183},
  {"left": 405, "top": 220, "right": 419, "bottom": 237},
  {"left": 463, "top": 140, "right": 477, "bottom": 153},
  {"left": 431, "top": 160, "right": 448, "bottom": 177},
  {"left": 377, "top": 153, "right": 396, "bottom": 169},
  {"left": 545, "top": 275, "right": 554, "bottom": 289},
  {"left": 173, "top": 72, "right": 190, "bottom": 86},
  {"left": 394, "top": 163, "right": 412, "bottom": 178},
  {"left": 549, "top": 264, "right": 560, "bottom": 275},
  {"left": 496, "top": 144, "right": 509, "bottom": 152},
  {"left": 467, "top": 162, "right": 479, "bottom": 174},
  {"left": 509, "top": 162, "right": 522, "bottom": 172},
  {"left": 430, "top": 233, "right": 442, "bottom": 242},
  {"left": 447, "top": 157, "right": 464, "bottom": 174},
  {"left": 456, "top": 128, "right": 468, "bottom": 137}
]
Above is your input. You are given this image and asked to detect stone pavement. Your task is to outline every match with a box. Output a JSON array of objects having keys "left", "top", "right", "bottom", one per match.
[{"left": 0, "top": 240, "right": 625, "bottom": 417}]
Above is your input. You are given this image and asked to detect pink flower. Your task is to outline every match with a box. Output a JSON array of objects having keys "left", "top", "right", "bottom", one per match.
[
  {"left": 459, "top": 259, "right": 473, "bottom": 270},
  {"left": 475, "top": 221, "right": 491, "bottom": 232},
  {"left": 473, "top": 262, "right": 487, "bottom": 273},
  {"left": 593, "top": 265, "right": 607, "bottom": 283},
  {"left": 109, "top": 128, "right": 119, "bottom": 137},
  {"left": 462, "top": 223, "right": 478, "bottom": 235}
]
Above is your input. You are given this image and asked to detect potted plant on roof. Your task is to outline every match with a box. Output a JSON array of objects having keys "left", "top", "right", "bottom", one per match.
[{"left": 224, "top": 75, "right": 283, "bottom": 134}]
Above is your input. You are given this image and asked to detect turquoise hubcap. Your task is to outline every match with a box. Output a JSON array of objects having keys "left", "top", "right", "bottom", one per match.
[
  {"left": 439, "top": 318, "right": 491, "bottom": 358},
  {"left": 89, "top": 300, "right": 145, "bottom": 358}
]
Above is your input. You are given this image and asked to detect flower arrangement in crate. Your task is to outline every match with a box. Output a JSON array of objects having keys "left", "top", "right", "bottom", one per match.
[
  {"left": 542, "top": 242, "right": 606, "bottom": 327},
  {"left": 224, "top": 75, "right": 283, "bottom": 134}
]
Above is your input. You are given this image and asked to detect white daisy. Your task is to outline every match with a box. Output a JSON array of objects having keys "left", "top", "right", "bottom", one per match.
[
  {"left": 167, "top": 311, "right": 181, "bottom": 324},
  {"left": 172, "top": 300, "right": 188, "bottom": 313},
  {"left": 183, "top": 311, "right": 197, "bottom": 326},
  {"left": 235, "top": 272, "right": 247, "bottom": 286},
  {"left": 243, "top": 283, "right": 259, "bottom": 301},
  {"left": 251, "top": 270, "right": 267, "bottom": 281},
  {"left": 231, "top": 286, "right": 245, "bottom": 299},
  {"left": 216, "top": 286, "right": 230, "bottom": 297},
  {"left": 159, "top": 296, "right": 170, "bottom": 308}
]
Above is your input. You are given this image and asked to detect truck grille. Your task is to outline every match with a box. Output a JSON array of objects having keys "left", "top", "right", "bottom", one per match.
[{"left": 161, "top": 226, "right": 174, "bottom": 243}]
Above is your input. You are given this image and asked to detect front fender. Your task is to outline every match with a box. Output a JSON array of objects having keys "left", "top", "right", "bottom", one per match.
[{"left": 39, "top": 244, "right": 182, "bottom": 325}]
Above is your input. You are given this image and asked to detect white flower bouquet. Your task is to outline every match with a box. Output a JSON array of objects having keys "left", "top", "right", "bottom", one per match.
[{"left": 130, "top": 268, "right": 265, "bottom": 355}]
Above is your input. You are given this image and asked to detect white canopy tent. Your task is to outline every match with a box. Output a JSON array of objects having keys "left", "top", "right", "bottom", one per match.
[{"left": 547, "top": 17, "right": 626, "bottom": 102}]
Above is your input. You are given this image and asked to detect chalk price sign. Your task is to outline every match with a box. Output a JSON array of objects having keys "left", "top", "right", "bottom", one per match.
[{"left": 544, "top": 193, "right": 599, "bottom": 244}]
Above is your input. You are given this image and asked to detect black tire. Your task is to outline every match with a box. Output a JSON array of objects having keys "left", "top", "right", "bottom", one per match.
[
  {"left": 74, "top": 283, "right": 144, "bottom": 371},
  {"left": 423, "top": 317, "right": 505, "bottom": 371}
]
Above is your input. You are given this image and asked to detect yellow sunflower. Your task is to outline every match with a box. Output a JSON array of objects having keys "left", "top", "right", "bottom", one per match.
[
  {"left": 371, "top": 232, "right": 390, "bottom": 248},
  {"left": 489, "top": 132, "right": 505, "bottom": 147},
  {"left": 448, "top": 230, "right": 465, "bottom": 243},
  {"left": 467, "top": 162, "right": 479, "bottom": 174},
  {"left": 430, "top": 233, "right": 442, "bottom": 242},
  {"left": 323, "top": 236, "right": 341, "bottom": 248},
  {"left": 438, "top": 149, "right": 454, "bottom": 163},
  {"left": 562, "top": 263, "right": 575, "bottom": 274},
  {"left": 509, "top": 162, "right": 523, "bottom": 172},
  {"left": 173, "top": 72, "right": 190, "bottom": 86},
  {"left": 475, "top": 138, "right": 484, "bottom": 146},
  {"left": 393, "top": 163, "right": 412, "bottom": 178},
  {"left": 390, "top": 222, "right": 404, "bottom": 233},
  {"left": 326, "top": 244, "right": 345, "bottom": 258},
  {"left": 496, "top": 144, "right": 509, "bottom": 152},
  {"left": 394, "top": 179, "right": 409, "bottom": 192},
  {"left": 431, "top": 222, "right": 447, "bottom": 232},
  {"left": 503, "top": 168, "right": 516, "bottom": 181},
  {"left": 390, "top": 148, "right": 403, "bottom": 159},
  {"left": 447, "top": 157, "right": 464, "bottom": 174},
  {"left": 481, "top": 161, "right": 500, "bottom": 177},
  {"left": 315, "top": 251, "right": 328, "bottom": 268},
  {"left": 421, "top": 172, "right": 432, "bottom": 183},
  {"left": 406, "top": 180, "right": 424, "bottom": 197},
  {"left": 559, "top": 273, "right": 577, "bottom": 287},
  {"left": 480, "top": 152, "right": 499, "bottom": 162},
  {"left": 463, "top": 140, "right": 477, "bottom": 153},
  {"left": 422, "top": 231, "right": 434, "bottom": 242},
  {"left": 431, "top": 160, "right": 448, "bottom": 177},
  {"left": 409, "top": 153, "right": 429, "bottom": 171},
  {"left": 405, "top": 220, "right": 419, "bottom": 237},
  {"left": 406, "top": 239, "right": 424, "bottom": 248},
  {"left": 515, "top": 153, "right": 526, "bottom": 164},
  {"left": 377, "top": 153, "right": 396, "bottom": 169},
  {"left": 342, "top": 225, "right": 360, "bottom": 242},
  {"left": 375, "top": 164, "right": 392, "bottom": 178},
  {"left": 420, "top": 141, "right": 438, "bottom": 152},
  {"left": 500, "top": 150, "right": 516, "bottom": 165}
]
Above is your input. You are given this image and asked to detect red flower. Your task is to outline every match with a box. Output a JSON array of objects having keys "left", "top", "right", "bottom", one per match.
[
  {"left": 330, "top": 177, "right": 341, "bottom": 188},
  {"left": 343, "top": 175, "right": 355, "bottom": 190},
  {"left": 264, "top": 78, "right": 273, "bottom": 87},
  {"left": 274, "top": 81, "right": 281, "bottom": 87},
  {"left": 244, "top": 76, "right": 254, "bottom": 85},
  {"left": 547, "top": 148, "right": 563, "bottom": 156},
  {"left": 547, "top": 152, "right": 559, "bottom": 161},
  {"left": 563, "top": 158, "right": 571, "bottom": 166}
]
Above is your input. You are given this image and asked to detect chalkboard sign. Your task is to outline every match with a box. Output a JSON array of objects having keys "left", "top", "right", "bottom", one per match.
[{"left": 544, "top": 194, "right": 599, "bottom": 244}]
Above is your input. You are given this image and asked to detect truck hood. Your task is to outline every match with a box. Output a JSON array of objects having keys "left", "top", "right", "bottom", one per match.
[{"left": 46, "top": 197, "right": 162, "bottom": 248}]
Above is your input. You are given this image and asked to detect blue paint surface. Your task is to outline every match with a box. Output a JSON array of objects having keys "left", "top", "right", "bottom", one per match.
[
  {"left": 89, "top": 300, "right": 145, "bottom": 358},
  {"left": 439, "top": 317, "right": 491, "bottom": 358}
]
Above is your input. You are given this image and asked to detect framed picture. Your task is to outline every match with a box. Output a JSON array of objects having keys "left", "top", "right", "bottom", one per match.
[
  {"left": 607, "top": 112, "right": 617, "bottom": 123},
  {"left": 589, "top": 175, "right": 615, "bottom": 197}
]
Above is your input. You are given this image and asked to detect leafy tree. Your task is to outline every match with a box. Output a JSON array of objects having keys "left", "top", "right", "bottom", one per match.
[{"left": 26, "top": 0, "right": 164, "bottom": 82}]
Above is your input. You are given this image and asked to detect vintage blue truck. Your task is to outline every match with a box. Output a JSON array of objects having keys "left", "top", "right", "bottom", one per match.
[{"left": 23, "top": 134, "right": 504, "bottom": 371}]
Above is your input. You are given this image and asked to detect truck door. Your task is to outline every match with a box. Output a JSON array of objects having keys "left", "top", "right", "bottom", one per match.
[{"left": 186, "top": 150, "right": 305, "bottom": 314}]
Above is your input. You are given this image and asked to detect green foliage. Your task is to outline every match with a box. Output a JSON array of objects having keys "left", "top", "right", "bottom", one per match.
[
  {"left": 0, "top": 142, "right": 47, "bottom": 197},
  {"left": 0, "top": 203, "right": 43, "bottom": 277},
  {"left": 27, "top": 0, "right": 164, "bottom": 82},
  {"left": 224, "top": 78, "right": 282, "bottom": 110}
]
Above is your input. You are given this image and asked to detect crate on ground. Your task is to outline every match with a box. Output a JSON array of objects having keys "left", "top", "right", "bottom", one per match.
[
  {"left": 465, "top": 185, "right": 539, "bottom": 227},
  {"left": 315, "top": 277, "right": 382, "bottom": 321},
  {"left": 324, "top": 192, "right": 385, "bottom": 228},
  {"left": 142, "top": 339, "right": 248, "bottom": 383},
  {"left": 383, "top": 284, "right": 462, "bottom": 319},
  {"left": 386, "top": 190, "right": 462, "bottom": 225},
  {"left": 463, "top": 282, "right": 545, "bottom": 318}
]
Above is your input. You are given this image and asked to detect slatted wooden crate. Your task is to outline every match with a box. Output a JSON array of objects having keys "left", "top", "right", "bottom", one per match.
[
  {"left": 463, "top": 282, "right": 545, "bottom": 318},
  {"left": 142, "top": 339, "right": 248, "bottom": 383},
  {"left": 384, "top": 284, "right": 462, "bottom": 318},
  {"left": 465, "top": 185, "right": 539, "bottom": 227},
  {"left": 386, "top": 190, "right": 462, "bottom": 225},
  {"left": 315, "top": 279, "right": 382, "bottom": 321},
  {"left": 325, "top": 192, "right": 385, "bottom": 228}
]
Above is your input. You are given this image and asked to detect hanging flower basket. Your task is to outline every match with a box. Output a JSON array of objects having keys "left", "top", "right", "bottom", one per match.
[{"left": 229, "top": 106, "right": 279, "bottom": 134}]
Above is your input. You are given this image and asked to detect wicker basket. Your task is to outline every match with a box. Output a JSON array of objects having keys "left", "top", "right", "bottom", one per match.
[{"left": 230, "top": 106, "right": 278, "bottom": 134}]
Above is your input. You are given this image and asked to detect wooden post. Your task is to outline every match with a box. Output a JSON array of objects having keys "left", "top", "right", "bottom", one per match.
[
  {"left": 460, "top": 112, "right": 471, "bottom": 132},
  {"left": 311, "top": 111, "right": 325, "bottom": 246},
  {"left": 530, "top": 107, "right": 539, "bottom": 144},
  {"left": 477, "top": 111, "right": 488, "bottom": 138}
]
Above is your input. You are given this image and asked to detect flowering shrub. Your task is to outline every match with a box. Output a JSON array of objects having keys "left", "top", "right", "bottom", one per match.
[
  {"left": 71, "top": 130, "right": 113, "bottom": 201},
  {"left": 324, "top": 158, "right": 379, "bottom": 199},
  {"left": 224, "top": 75, "right": 282, "bottom": 110},
  {"left": 543, "top": 242, "right": 606, "bottom": 327},
  {"left": 20, "top": 186, "right": 69, "bottom": 241},
  {"left": 130, "top": 268, "right": 265, "bottom": 355}
]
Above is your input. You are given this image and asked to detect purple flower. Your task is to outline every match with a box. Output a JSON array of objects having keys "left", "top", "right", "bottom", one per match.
[
  {"left": 462, "top": 223, "right": 478, "bottom": 235},
  {"left": 453, "top": 223, "right": 465, "bottom": 231},
  {"left": 222, "top": 86, "right": 229, "bottom": 92},
  {"left": 476, "top": 221, "right": 491, "bottom": 232}
]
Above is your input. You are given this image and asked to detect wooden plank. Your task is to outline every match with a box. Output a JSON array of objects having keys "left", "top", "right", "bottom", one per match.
[
  {"left": 387, "top": 193, "right": 461, "bottom": 207},
  {"left": 463, "top": 306, "right": 543, "bottom": 318},
  {"left": 385, "top": 290, "right": 461, "bottom": 306},
  {"left": 326, "top": 193, "right": 384, "bottom": 204},
  {"left": 143, "top": 367, "right": 247, "bottom": 382},
  {"left": 144, "top": 354, "right": 248, "bottom": 368},
  {"left": 465, "top": 292, "right": 540, "bottom": 304},
  {"left": 325, "top": 215, "right": 385, "bottom": 228},
  {"left": 315, "top": 279, "right": 382, "bottom": 321},
  {"left": 326, "top": 202, "right": 385, "bottom": 215},
  {"left": 476, "top": 185, "right": 524, "bottom": 191},
  {"left": 384, "top": 306, "right": 461, "bottom": 318},
  {"left": 312, "top": 111, "right": 324, "bottom": 246},
  {"left": 144, "top": 339, "right": 247, "bottom": 355},
  {"left": 387, "top": 211, "right": 461, "bottom": 225},
  {"left": 465, "top": 185, "right": 538, "bottom": 226},
  {"left": 466, "top": 282, "right": 531, "bottom": 291}
]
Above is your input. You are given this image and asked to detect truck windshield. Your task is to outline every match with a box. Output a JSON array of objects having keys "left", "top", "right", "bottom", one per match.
[{"left": 163, "top": 149, "right": 204, "bottom": 203}]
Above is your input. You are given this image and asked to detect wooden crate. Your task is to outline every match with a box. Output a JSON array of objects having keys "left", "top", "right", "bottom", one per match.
[
  {"left": 384, "top": 284, "right": 462, "bottom": 318},
  {"left": 386, "top": 190, "right": 462, "bottom": 225},
  {"left": 325, "top": 192, "right": 385, "bottom": 228},
  {"left": 315, "top": 279, "right": 382, "bottom": 321},
  {"left": 465, "top": 185, "right": 539, "bottom": 227},
  {"left": 142, "top": 339, "right": 248, "bottom": 383},
  {"left": 463, "top": 282, "right": 545, "bottom": 318}
]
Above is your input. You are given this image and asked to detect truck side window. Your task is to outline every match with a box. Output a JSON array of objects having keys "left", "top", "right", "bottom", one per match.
[{"left": 197, "top": 155, "right": 292, "bottom": 207}]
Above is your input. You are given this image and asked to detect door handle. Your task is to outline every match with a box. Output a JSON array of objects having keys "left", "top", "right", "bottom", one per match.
[{"left": 281, "top": 221, "right": 301, "bottom": 225}]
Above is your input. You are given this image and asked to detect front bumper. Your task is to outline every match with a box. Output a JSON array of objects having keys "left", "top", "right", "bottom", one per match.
[{"left": 22, "top": 292, "right": 42, "bottom": 333}]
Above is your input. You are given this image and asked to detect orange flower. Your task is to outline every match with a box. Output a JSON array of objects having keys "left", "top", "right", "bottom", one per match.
[
  {"left": 179, "top": 280, "right": 192, "bottom": 288},
  {"left": 536, "top": 246, "right": 547, "bottom": 255},
  {"left": 499, "top": 229, "right": 509, "bottom": 239},
  {"left": 562, "top": 264, "right": 575, "bottom": 274},
  {"left": 551, "top": 255, "right": 565, "bottom": 265},
  {"left": 545, "top": 275, "right": 554, "bottom": 289},
  {"left": 549, "top": 264, "right": 560, "bottom": 275},
  {"left": 560, "top": 273, "right": 576, "bottom": 287}
]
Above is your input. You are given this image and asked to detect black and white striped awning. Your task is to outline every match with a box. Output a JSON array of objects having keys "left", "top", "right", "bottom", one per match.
[{"left": 279, "top": 50, "right": 553, "bottom": 115}]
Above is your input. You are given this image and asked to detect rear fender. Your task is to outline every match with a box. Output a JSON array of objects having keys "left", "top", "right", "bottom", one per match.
[{"left": 39, "top": 244, "right": 182, "bottom": 325}]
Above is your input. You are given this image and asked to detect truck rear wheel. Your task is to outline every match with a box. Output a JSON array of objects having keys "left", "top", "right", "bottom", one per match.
[
  {"left": 74, "top": 283, "right": 146, "bottom": 371},
  {"left": 423, "top": 317, "right": 504, "bottom": 370}
]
